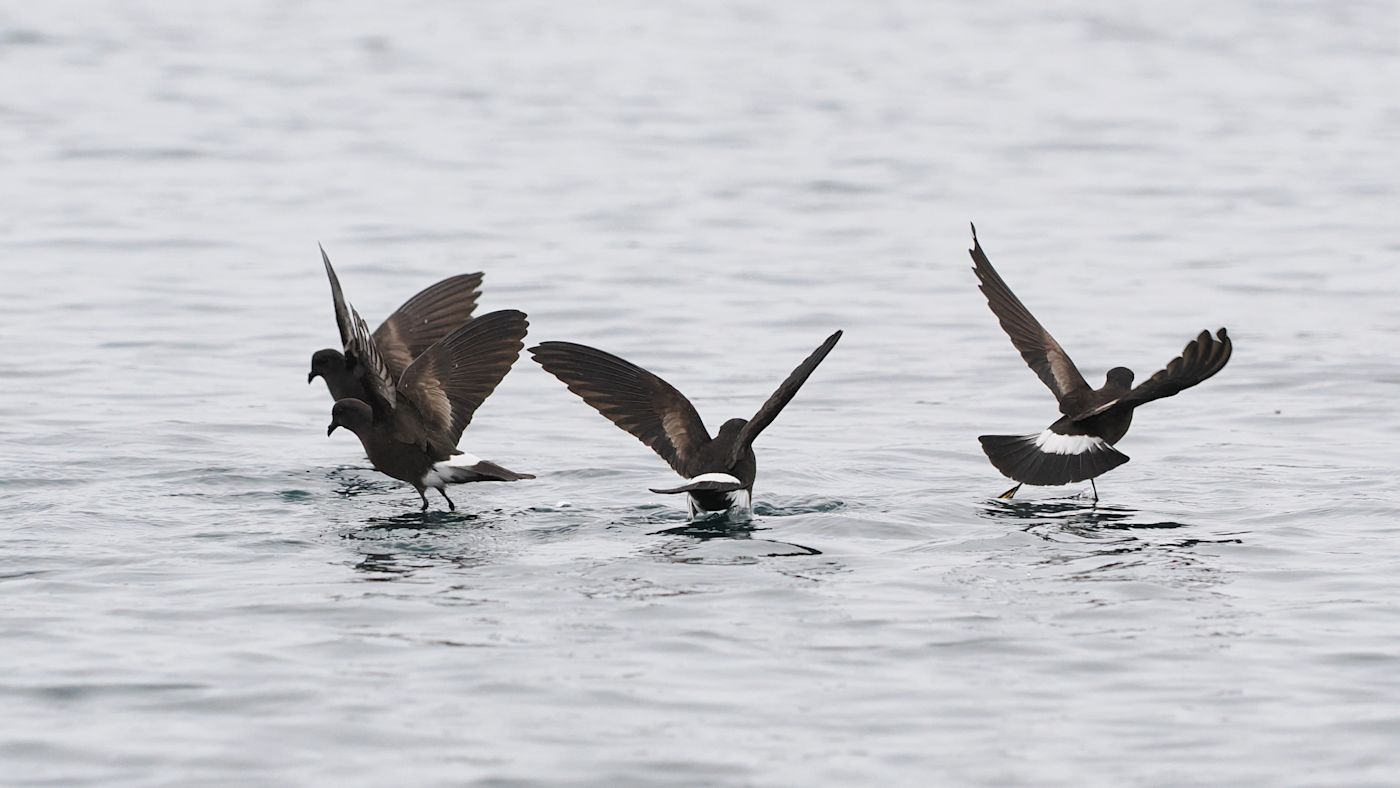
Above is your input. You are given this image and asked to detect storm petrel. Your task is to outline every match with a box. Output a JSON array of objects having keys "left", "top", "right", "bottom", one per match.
[
  {"left": 327, "top": 309, "right": 535, "bottom": 511},
  {"left": 529, "top": 331, "right": 842, "bottom": 518},
  {"left": 309, "top": 245, "right": 484, "bottom": 405},
  {"left": 970, "top": 226, "right": 1232, "bottom": 500}
]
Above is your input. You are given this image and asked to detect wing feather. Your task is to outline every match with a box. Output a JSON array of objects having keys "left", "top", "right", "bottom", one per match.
[
  {"left": 969, "top": 226, "right": 1091, "bottom": 413},
  {"left": 396, "top": 310, "right": 529, "bottom": 448},
  {"left": 321, "top": 245, "right": 355, "bottom": 348},
  {"left": 348, "top": 305, "right": 398, "bottom": 412},
  {"left": 373, "top": 273, "right": 484, "bottom": 379},
  {"left": 321, "top": 246, "right": 396, "bottom": 411},
  {"left": 1113, "top": 328, "right": 1232, "bottom": 411},
  {"left": 726, "top": 331, "right": 842, "bottom": 468},
  {"left": 530, "top": 341, "right": 710, "bottom": 474}
]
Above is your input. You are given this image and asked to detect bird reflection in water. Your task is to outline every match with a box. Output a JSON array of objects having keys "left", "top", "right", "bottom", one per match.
[
  {"left": 646, "top": 510, "right": 823, "bottom": 560},
  {"left": 362, "top": 510, "right": 484, "bottom": 530},
  {"left": 980, "top": 497, "right": 1186, "bottom": 531},
  {"left": 977, "top": 496, "right": 1244, "bottom": 586},
  {"left": 347, "top": 543, "right": 492, "bottom": 578},
  {"left": 341, "top": 510, "right": 501, "bottom": 579}
]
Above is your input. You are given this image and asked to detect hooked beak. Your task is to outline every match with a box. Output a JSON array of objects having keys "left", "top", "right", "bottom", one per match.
[
  {"left": 308, "top": 371, "right": 318, "bottom": 384},
  {"left": 327, "top": 420, "right": 340, "bottom": 437}
]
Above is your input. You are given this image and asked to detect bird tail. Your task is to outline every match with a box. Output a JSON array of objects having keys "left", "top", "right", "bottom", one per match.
[
  {"left": 979, "top": 431, "right": 1128, "bottom": 487},
  {"left": 433, "top": 453, "right": 535, "bottom": 483},
  {"left": 649, "top": 472, "right": 746, "bottom": 495}
]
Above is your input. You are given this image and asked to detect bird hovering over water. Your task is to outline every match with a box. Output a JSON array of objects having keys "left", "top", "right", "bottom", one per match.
[
  {"left": 326, "top": 309, "right": 535, "bottom": 511},
  {"left": 309, "top": 247, "right": 532, "bottom": 510},
  {"left": 969, "top": 226, "right": 1232, "bottom": 501},
  {"left": 530, "top": 331, "right": 842, "bottom": 519},
  {"left": 308, "top": 245, "right": 484, "bottom": 405}
]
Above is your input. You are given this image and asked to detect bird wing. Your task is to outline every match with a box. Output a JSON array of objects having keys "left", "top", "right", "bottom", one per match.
[
  {"left": 1077, "top": 328, "right": 1232, "bottom": 419},
  {"left": 348, "top": 305, "right": 399, "bottom": 412},
  {"left": 969, "top": 226, "right": 1092, "bottom": 414},
  {"left": 529, "top": 341, "right": 711, "bottom": 475},
  {"left": 395, "top": 310, "right": 529, "bottom": 449},
  {"left": 321, "top": 245, "right": 355, "bottom": 348},
  {"left": 322, "top": 245, "right": 397, "bottom": 411},
  {"left": 726, "top": 330, "right": 843, "bottom": 468},
  {"left": 373, "top": 273, "right": 484, "bottom": 379}
]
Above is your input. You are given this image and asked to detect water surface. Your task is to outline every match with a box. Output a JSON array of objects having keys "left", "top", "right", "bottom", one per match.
[{"left": 2, "top": 1, "right": 1399, "bottom": 785}]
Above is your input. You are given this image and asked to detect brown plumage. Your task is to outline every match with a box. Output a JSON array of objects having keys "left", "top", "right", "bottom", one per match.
[
  {"left": 530, "top": 331, "right": 842, "bottom": 517},
  {"left": 328, "top": 310, "right": 534, "bottom": 511},
  {"left": 309, "top": 245, "right": 484, "bottom": 406},
  {"left": 970, "top": 225, "right": 1232, "bottom": 498}
]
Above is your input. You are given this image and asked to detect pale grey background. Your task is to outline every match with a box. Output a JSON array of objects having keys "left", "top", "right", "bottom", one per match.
[{"left": 1, "top": 1, "right": 1398, "bottom": 785}]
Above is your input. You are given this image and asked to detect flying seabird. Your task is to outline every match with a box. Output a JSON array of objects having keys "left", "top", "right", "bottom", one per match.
[
  {"left": 969, "top": 226, "right": 1232, "bottom": 500},
  {"left": 529, "top": 331, "right": 843, "bottom": 519},
  {"left": 325, "top": 307, "right": 535, "bottom": 511},
  {"left": 309, "top": 245, "right": 484, "bottom": 403}
]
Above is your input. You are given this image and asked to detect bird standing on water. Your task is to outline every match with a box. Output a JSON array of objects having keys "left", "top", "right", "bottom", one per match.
[
  {"left": 530, "top": 331, "right": 842, "bottom": 519},
  {"left": 312, "top": 248, "right": 533, "bottom": 511},
  {"left": 969, "top": 226, "right": 1232, "bottom": 500}
]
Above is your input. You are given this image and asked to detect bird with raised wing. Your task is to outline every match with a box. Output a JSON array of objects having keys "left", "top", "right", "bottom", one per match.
[
  {"left": 309, "top": 245, "right": 484, "bottom": 405},
  {"left": 530, "top": 331, "right": 842, "bottom": 519},
  {"left": 969, "top": 226, "right": 1232, "bottom": 500},
  {"left": 327, "top": 309, "right": 535, "bottom": 511}
]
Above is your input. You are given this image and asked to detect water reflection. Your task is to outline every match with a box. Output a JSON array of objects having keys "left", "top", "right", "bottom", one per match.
[
  {"left": 326, "top": 464, "right": 396, "bottom": 499},
  {"left": 340, "top": 509, "right": 507, "bottom": 580},
  {"left": 975, "top": 496, "right": 1244, "bottom": 587},
  {"left": 360, "top": 510, "right": 485, "bottom": 531},
  {"left": 645, "top": 516, "right": 823, "bottom": 563},
  {"left": 344, "top": 541, "right": 493, "bottom": 579},
  {"left": 978, "top": 498, "right": 1189, "bottom": 531}
]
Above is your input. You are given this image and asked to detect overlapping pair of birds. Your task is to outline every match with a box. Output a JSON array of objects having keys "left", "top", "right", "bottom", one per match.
[{"left": 309, "top": 227, "right": 1232, "bottom": 515}]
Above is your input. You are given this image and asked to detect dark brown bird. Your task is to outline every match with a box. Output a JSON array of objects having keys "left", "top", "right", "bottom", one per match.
[
  {"left": 970, "top": 225, "right": 1232, "bottom": 500},
  {"left": 327, "top": 309, "right": 535, "bottom": 511},
  {"left": 529, "top": 331, "right": 842, "bottom": 519},
  {"left": 309, "top": 245, "right": 484, "bottom": 405}
]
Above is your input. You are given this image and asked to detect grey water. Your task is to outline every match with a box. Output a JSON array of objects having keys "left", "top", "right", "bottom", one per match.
[{"left": 2, "top": 1, "right": 1399, "bottom": 785}]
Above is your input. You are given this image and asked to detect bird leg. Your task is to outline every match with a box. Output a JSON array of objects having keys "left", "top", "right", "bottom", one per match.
[
  {"left": 1090, "top": 479, "right": 1099, "bottom": 504},
  {"left": 439, "top": 488, "right": 456, "bottom": 511},
  {"left": 998, "top": 484, "right": 1022, "bottom": 500},
  {"left": 417, "top": 489, "right": 430, "bottom": 511}
]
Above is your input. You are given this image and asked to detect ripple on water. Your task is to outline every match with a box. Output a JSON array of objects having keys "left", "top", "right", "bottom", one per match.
[{"left": 2, "top": 1, "right": 1399, "bottom": 785}]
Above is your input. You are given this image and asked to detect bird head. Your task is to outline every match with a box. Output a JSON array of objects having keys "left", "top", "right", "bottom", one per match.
[
  {"left": 327, "top": 398, "right": 373, "bottom": 436},
  {"left": 718, "top": 418, "right": 748, "bottom": 437},
  {"left": 1106, "top": 367, "right": 1135, "bottom": 387},
  {"left": 308, "top": 348, "right": 346, "bottom": 384}
]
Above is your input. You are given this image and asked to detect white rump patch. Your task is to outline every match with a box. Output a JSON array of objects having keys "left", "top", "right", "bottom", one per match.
[
  {"left": 441, "top": 451, "right": 484, "bottom": 468},
  {"left": 1034, "top": 429, "right": 1109, "bottom": 456},
  {"left": 683, "top": 473, "right": 749, "bottom": 518},
  {"left": 422, "top": 452, "right": 485, "bottom": 489},
  {"left": 688, "top": 472, "right": 743, "bottom": 485}
]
